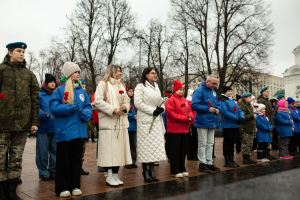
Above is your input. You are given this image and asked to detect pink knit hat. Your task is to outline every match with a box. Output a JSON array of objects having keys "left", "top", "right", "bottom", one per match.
[{"left": 277, "top": 99, "right": 287, "bottom": 108}]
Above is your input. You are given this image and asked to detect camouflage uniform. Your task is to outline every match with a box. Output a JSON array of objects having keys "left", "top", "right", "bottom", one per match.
[
  {"left": 0, "top": 55, "right": 39, "bottom": 181},
  {"left": 257, "top": 94, "right": 274, "bottom": 150},
  {"left": 239, "top": 100, "right": 256, "bottom": 155}
]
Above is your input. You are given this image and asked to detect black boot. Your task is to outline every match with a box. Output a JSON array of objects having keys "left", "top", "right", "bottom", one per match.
[
  {"left": 248, "top": 156, "right": 257, "bottom": 164},
  {"left": 142, "top": 163, "right": 152, "bottom": 183},
  {"left": 230, "top": 153, "right": 240, "bottom": 167},
  {"left": 7, "top": 179, "right": 22, "bottom": 200},
  {"left": 81, "top": 168, "right": 89, "bottom": 175},
  {"left": 266, "top": 150, "right": 276, "bottom": 160},
  {"left": 224, "top": 155, "right": 236, "bottom": 168},
  {"left": 243, "top": 155, "right": 252, "bottom": 164},
  {"left": 149, "top": 163, "right": 159, "bottom": 182},
  {"left": 0, "top": 181, "right": 9, "bottom": 200}
]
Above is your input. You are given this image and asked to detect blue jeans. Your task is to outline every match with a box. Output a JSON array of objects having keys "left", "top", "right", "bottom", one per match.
[
  {"left": 197, "top": 128, "right": 215, "bottom": 165},
  {"left": 36, "top": 132, "right": 56, "bottom": 178},
  {"left": 128, "top": 131, "right": 137, "bottom": 164}
]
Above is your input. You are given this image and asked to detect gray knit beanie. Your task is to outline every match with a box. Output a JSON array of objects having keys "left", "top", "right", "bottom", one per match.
[{"left": 63, "top": 62, "right": 81, "bottom": 79}]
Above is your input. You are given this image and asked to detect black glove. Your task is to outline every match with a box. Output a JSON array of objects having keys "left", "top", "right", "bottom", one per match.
[
  {"left": 153, "top": 107, "right": 164, "bottom": 116},
  {"left": 237, "top": 118, "right": 244, "bottom": 124},
  {"left": 123, "top": 109, "right": 127, "bottom": 113}
]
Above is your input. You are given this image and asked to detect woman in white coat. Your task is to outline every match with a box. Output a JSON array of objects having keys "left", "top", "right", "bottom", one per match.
[
  {"left": 134, "top": 67, "right": 166, "bottom": 183},
  {"left": 94, "top": 64, "right": 132, "bottom": 187}
]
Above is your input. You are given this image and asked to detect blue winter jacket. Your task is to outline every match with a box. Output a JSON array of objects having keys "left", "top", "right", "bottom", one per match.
[
  {"left": 162, "top": 112, "right": 167, "bottom": 125},
  {"left": 275, "top": 111, "right": 294, "bottom": 138},
  {"left": 128, "top": 101, "right": 137, "bottom": 132},
  {"left": 49, "top": 83, "right": 92, "bottom": 142},
  {"left": 37, "top": 84, "right": 55, "bottom": 133},
  {"left": 255, "top": 114, "right": 273, "bottom": 144},
  {"left": 218, "top": 95, "right": 245, "bottom": 130},
  {"left": 288, "top": 106, "right": 300, "bottom": 133},
  {"left": 191, "top": 81, "right": 220, "bottom": 129}
]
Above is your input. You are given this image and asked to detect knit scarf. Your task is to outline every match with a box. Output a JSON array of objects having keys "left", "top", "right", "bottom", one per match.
[{"left": 278, "top": 107, "right": 288, "bottom": 112}]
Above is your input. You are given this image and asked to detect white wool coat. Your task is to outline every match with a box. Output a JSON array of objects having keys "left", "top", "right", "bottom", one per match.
[
  {"left": 134, "top": 81, "right": 166, "bottom": 163},
  {"left": 94, "top": 78, "right": 132, "bottom": 167}
]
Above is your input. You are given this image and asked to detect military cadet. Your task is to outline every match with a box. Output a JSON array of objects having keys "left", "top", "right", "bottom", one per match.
[
  {"left": 0, "top": 42, "right": 40, "bottom": 200},
  {"left": 257, "top": 87, "right": 276, "bottom": 160},
  {"left": 239, "top": 93, "right": 257, "bottom": 165},
  {"left": 36, "top": 74, "right": 57, "bottom": 181}
]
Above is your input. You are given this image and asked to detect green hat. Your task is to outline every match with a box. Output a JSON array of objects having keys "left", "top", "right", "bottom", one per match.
[
  {"left": 260, "top": 87, "right": 268, "bottom": 93},
  {"left": 241, "top": 93, "right": 252, "bottom": 98},
  {"left": 81, "top": 80, "right": 86, "bottom": 85},
  {"left": 6, "top": 42, "right": 27, "bottom": 50},
  {"left": 277, "top": 94, "right": 284, "bottom": 99}
]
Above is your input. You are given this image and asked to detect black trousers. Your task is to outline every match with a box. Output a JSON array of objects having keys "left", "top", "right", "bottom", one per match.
[
  {"left": 104, "top": 167, "right": 120, "bottom": 174},
  {"left": 55, "top": 138, "right": 83, "bottom": 196},
  {"left": 252, "top": 138, "right": 257, "bottom": 151},
  {"left": 257, "top": 142, "right": 267, "bottom": 159},
  {"left": 289, "top": 132, "right": 300, "bottom": 153},
  {"left": 223, "top": 128, "right": 238, "bottom": 156},
  {"left": 187, "top": 124, "right": 198, "bottom": 160},
  {"left": 272, "top": 128, "right": 279, "bottom": 149},
  {"left": 164, "top": 124, "right": 170, "bottom": 159},
  {"left": 236, "top": 129, "right": 241, "bottom": 153},
  {"left": 169, "top": 133, "right": 187, "bottom": 174}
]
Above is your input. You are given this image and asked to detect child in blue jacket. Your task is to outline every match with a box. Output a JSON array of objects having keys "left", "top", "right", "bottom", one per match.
[
  {"left": 50, "top": 62, "right": 92, "bottom": 198},
  {"left": 275, "top": 99, "right": 294, "bottom": 159},
  {"left": 254, "top": 103, "right": 273, "bottom": 162},
  {"left": 287, "top": 97, "right": 300, "bottom": 156}
]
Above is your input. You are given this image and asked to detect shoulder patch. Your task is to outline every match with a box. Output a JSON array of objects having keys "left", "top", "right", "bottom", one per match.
[{"left": 79, "top": 94, "right": 85, "bottom": 102}]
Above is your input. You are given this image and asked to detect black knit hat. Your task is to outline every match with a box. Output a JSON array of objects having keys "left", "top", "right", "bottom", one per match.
[
  {"left": 222, "top": 86, "right": 232, "bottom": 94},
  {"left": 45, "top": 73, "right": 56, "bottom": 85},
  {"left": 236, "top": 94, "right": 242, "bottom": 101}
]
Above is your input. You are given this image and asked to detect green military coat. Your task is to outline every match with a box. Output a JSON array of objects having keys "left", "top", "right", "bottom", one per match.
[{"left": 239, "top": 100, "right": 256, "bottom": 135}]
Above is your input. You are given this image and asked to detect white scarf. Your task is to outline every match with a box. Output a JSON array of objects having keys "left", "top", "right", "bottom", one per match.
[{"left": 106, "top": 78, "right": 126, "bottom": 109}]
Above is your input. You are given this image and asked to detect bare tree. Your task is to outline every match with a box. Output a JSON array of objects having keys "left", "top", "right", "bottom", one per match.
[{"left": 170, "top": 0, "right": 274, "bottom": 95}]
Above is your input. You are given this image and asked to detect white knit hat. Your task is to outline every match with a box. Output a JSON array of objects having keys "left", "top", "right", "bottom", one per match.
[
  {"left": 188, "top": 89, "right": 194, "bottom": 97},
  {"left": 294, "top": 98, "right": 300, "bottom": 102},
  {"left": 63, "top": 62, "right": 81, "bottom": 79},
  {"left": 254, "top": 103, "right": 265, "bottom": 112}
]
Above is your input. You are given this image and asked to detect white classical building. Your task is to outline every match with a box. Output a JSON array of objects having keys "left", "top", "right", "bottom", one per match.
[{"left": 283, "top": 45, "right": 300, "bottom": 99}]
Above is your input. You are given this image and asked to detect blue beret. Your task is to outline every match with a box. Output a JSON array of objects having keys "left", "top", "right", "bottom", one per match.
[
  {"left": 277, "top": 94, "right": 284, "bottom": 99},
  {"left": 260, "top": 87, "right": 268, "bottom": 93},
  {"left": 81, "top": 80, "right": 86, "bottom": 85},
  {"left": 287, "top": 97, "right": 295, "bottom": 104},
  {"left": 6, "top": 42, "right": 27, "bottom": 50},
  {"left": 241, "top": 93, "right": 252, "bottom": 98}
]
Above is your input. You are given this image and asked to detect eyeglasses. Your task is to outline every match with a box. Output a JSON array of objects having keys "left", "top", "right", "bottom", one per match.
[
  {"left": 208, "top": 80, "right": 218, "bottom": 86},
  {"left": 149, "top": 72, "right": 158, "bottom": 76}
]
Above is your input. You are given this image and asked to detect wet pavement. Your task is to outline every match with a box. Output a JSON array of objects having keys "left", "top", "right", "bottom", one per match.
[{"left": 17, "top": 137, "right": 300, "bottom": 200}]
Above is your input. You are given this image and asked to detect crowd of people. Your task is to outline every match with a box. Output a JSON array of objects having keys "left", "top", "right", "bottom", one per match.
[{"left": 0, "top": 42, "right": 299, "bottom": 199}]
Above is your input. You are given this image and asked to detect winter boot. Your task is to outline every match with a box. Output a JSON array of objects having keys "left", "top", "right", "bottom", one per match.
[
  {"left": 248, "top": 156, "right": 257, "bottom": 164},
  {"left": 230, "top": 153, "right": 240, "bottom": 167},
  {"left": 106, "top": 169, "right": 119, "bottom": 187},
  {"left": 198, "top": 163, "right": 211, "bottom": 173},
  {"left": 0, "top": 181, "right": 8, "bottom": 200},
  {"left": 267, "top": 150, "right": 276, "bottom": 160},
  {"left": 242, "top": 155, "right": 252, "bottom": 164},
  {"left": 142, "top": 163, "right": 152, "bottom": 183},
  {"left": 149, "top": 163, "right": 159, "bottom": 182},
  {"left": 224, "top": 155, "right": 236, "bottom": 168},
  {"left": 7, "top": 179, "right": 22, "bottom": 200}
]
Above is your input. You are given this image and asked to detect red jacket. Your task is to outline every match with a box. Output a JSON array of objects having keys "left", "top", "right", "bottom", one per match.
[
  {"left": 92, "top": 93, "right": 99, "bottom": 124},
  {"left": 165, "top": 93, "right": 194, "bottom": 134},
  {"left": 187, "top": 101, "right": 196, "bottom": 124}
]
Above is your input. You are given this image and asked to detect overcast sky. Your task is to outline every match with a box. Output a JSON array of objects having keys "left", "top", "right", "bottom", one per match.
[{"left": 0, "top": 0, "right": 299, "bottom": 78}]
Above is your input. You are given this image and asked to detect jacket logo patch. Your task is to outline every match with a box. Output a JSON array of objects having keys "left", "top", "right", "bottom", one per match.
[
  {"left": 213, "top": 91, "right": 216, "bottom": 97},
  {"left": 79, "top": 94, "right": 85, "bottom": 102}
]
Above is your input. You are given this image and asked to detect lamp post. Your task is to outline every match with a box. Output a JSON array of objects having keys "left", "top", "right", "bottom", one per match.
[{"left": 137, "top": 35, "right": 145, "bottom": 80}]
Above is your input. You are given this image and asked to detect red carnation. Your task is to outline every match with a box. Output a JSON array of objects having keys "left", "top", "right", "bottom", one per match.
[
  {"left": 64, "top": 92, "right": 69, "bottom": 97},
  {"left": 209, "top": 103, "right": 213, "bottom": 106},
  {"left": 164, "top": 92, "right": 171, "bottom": 97},
  {"left": 234, "top": 106, "right": 237, "bottom": 111},
  {"left": 292, "top": 102, "right": 295, "bottom": 105},
  {"left": 0, "top": 94, "right": 5, "bottom": 99},
  {"left": 291, "top": 107, "right": 296, "bottom": 110},
  {"left": 64, "top": 96, "right": 68, "bottom": 101},
  {"left": 181, "top": 103, "right": 185, "bottom": 107},
  {"left": 119, "top": 90, "right": 124, "bottom": 94},
  {"left": 265, "top": 113, "right": 268, "bottom": 116},
  {"left": 126, "top": 86, "right": 130, "bottom": 91},
  {"left": 130, "top": 106, "right": 133, "bottom": 110},
  {"left": 272, "top": 110, "right": 277, "bottom": 113}
]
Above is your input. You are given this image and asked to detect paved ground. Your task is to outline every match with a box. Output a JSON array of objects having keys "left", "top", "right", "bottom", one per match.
[{"left": 16, "top": 137, "right": 283, "bottom": 200}]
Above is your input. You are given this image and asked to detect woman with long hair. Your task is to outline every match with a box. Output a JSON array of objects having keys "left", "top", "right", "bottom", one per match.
[
  {"left": 135, "top": 67, "right": 166, "bottom": 183},
  {"left": 94, "top": 64, "right": 132, "bottom": 187}
]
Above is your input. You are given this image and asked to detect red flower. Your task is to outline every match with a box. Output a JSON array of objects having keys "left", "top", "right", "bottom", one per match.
[
  {"left": 181, "top": 103, "right": 185, "bottom": 107},
  {"left": 265, "top": 113, "right": 268, "bottom": 116},
  {"left": 0, "top": 94, "right": 5, "bottom": 99},
  {"left": 64, "top": 92, "right": 69, "bottom": 97},
  {"left": 292, "top": 102, "right": 295, "bottom": 105},
  {"left": 126, "top": 86, "right": 131, "bottom": 91},
  {"left": 253, "top": 105, "right": 259, "bottom": 108},
  {"left": 272, "top": 110, "right": 277, "bottom": 113},
  {"left": 119, "top": 90, "right": 124, "bottom": 94},
  {"left": 164, "top": 92, "right": 171, "bottom": 97},
  {"left": 130, "top": 106, "right": 133, "bottom": 110},
  {"left": 234, "top": 106, "right": 237, "bottom": 111},
  {"left": 209, "top": 103, "right": 213, "bottom": 106},
  {"left": 291, "top": 107, "right": 296, "bottom": 110},
  {"left": 64, "top": 96, "right": 68, "bottom": 101}
]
